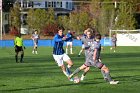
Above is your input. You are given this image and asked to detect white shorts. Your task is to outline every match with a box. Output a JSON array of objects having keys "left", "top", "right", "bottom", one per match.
[
  {"left": 53, "top": 53, "right": 70, "bottom": 66},
  {"left": 82, "top": 44, "right": 85, "bottom": 49},
  {"left": 66, "top": 42, "right": 72, "bottom": 46}
]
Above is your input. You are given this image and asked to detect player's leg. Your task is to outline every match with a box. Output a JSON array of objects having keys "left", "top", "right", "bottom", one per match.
[
  {"left": 101, "top": 65, "right": 119, "bottom": 84},
  {"left": 15, "top": 52, "right": 18, "bottom": 63},
  {"left": 15, "top": 46, "right": 19, "bottom": 63},
  {"left": 32, "top": 42, "right": 35, "bottom": 54},
  {"left": 78, "top": 45, "right": 84, "bottom": 57},
  {"left": 53, "top": 55, "right": 69, "bottom": 77},
  {"left": 80, "top": 67, "right": 90, "bottom": 81},
  {"left": 35, "top": 41, "right": 38, "bottom": 54},
  {"left": 63, "top": 54, "right": 73, "bottom": 75},
  {"left": 35, "top": 45, "right": 38, "bottom": 54},
  {"left": 66, "top": 42, "right": 69, "bottom": 54},
  {"left": 70, "top": 42, "right": 73, "bottom": 54},
  {"left": 20, "top": 50, "right": 24, "bottom": 63},
  {"left": 69, "top": 64, "right": 87, "bottom": 79}
]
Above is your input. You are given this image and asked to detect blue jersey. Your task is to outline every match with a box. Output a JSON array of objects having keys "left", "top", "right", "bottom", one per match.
[
  {"left": 53, "top": 34, "right": 65, "bottom": 55},
  {"left": 66, "top": 32, "right": 73, "bottom": 42}
]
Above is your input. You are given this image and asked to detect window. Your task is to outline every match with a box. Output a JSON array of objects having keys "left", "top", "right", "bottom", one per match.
[
  {"left": 48, "top": 2, "right": 51, "bottom": 7},
  {"left": 54, "top": 2, "right": 56, "bottom": 8},
  {"left": 45, "top": 1, "right": 48, "bottom": 8},
  {"left": 66, "top": 2, "right": 68, "bottom": 9},
  {"left": 52, "top": 1, "right": 54, "bottom": 7}
]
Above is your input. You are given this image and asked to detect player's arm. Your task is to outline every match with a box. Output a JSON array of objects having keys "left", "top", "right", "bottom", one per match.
[
  {"left": 14, "top": 38, "right": 17, "bottom": 47},
  {"left": 93, "top": 49, "right": 97, "bottom": 62},
  {"left": 54, "top": 35, "right": 64, "bottom": 42},
  {"left": 31, "top": 35, "right": 34, "bottom": 40}
]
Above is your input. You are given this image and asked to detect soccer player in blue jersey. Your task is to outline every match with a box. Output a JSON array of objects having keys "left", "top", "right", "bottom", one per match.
[
  {"left": 66, "top": 30, "right": 74, "bottom": 54},
  {"left": 31, "top": 30, "right": 40, "bottom": 54},
  {"left": 53, "top": 27, "right": 73, "bottom": 78}
]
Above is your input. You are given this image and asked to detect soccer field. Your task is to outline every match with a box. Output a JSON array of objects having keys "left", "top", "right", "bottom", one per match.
[{"left": 0, "top": 46, "right": 140, "bottom": 93}]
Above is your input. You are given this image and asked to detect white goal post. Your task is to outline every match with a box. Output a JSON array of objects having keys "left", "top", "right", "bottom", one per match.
[{"left": 109, "top": 29, "right": 140, "bottom": 46}]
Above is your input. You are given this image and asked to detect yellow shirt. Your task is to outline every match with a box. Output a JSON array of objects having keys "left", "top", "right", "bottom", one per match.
[{"left": 14, "top": 37, "right": 23, "bottom": 47}]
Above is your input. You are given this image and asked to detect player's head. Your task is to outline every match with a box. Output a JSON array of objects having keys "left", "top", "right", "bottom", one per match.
[
  {"left": 95, "top": 34, "right": 101, "bottom": 41},
  {"left": 58, "top": 27, "right": 64, "bottom": 36},
  {"left": 34, "top": 30, "right": 38, "bottom": 34},
  {"left": 86, "top": 30, "right": 92, "bottom": 38},
  {"left": 68, "top": 29, "right": 71, "bottom": 33},
  {"left": 86, "top": 28, "right": 93, "bottom": 38},
  {"left": 113, "top": 34, "right": 116, "bottom": 37}
]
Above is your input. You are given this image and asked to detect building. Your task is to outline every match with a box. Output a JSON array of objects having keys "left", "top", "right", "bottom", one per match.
[{"left": 2, "top": 0, "right": 74, "bottom": 34}]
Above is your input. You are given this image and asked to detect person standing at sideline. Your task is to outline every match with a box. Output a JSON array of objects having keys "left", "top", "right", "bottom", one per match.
[
  {"left": 14, "top": 34, "right": 25, "bottom": 63},
  {"left": 31, "top": 30, "right": 40, "bottom": 54}
]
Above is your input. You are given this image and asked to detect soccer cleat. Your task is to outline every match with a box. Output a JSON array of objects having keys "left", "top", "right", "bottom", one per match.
[
  {"left": 70, "top": 53, "right": 74, "bottom": 54},
  {"left": 35, "top": 51, "right": 38, "bottom": 54},
  {"left": 104, "top": 78, "right": 108, "bottom": 82},
  {"left": 114, "top": 50, "right": 116, "bottom": 52},
  {"left": 80, "top": 75, "right": 85, "bottom": 81},
  {"left": 78, "top": 55, "right": 80, "bottom": 57},
  {"left": 32, "top": 51, "right": 34, "bottom": 54},
  {"left": 68, "top": 74, "right": 73, "bottom": 80},
  {"left": 109, "top": 81, "right": 119, "bottom": 84},
  {"left": 69, "top": 78, "right": 74, "bottom": 81}
]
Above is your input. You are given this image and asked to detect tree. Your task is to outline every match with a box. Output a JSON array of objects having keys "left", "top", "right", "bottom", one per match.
[
  {"left": 47, "top": 8, "right": 55, "bottom": 25},
  {"left": 114, "top": 1, "right": 136, "bottom": 30},
  {"left": 27, "top": 9, "right": 49, "bottom": 33},
  {"left": 57, "top": 16, "right": 70, "bottom": 31},
  {"left": 9, "top": 3, "right": 21, "bottom": 31}
]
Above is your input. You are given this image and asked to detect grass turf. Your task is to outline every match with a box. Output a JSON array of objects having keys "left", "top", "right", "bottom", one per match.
[{"left": 0, "top": 46, "right": 140, "bottom": 93}]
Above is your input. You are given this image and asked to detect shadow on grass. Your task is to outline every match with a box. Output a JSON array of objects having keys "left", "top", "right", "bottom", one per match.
[{"left": 0, "top": 81, "right": 102, "bottom": 92}]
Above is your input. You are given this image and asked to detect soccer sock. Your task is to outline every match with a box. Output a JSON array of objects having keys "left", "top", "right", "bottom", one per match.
[
  {"left": 79, "top": 50, "right": 82, "bottom": 55},
  {"left": 82, "top": 71, "right": 87, "bottom": 76},
  {"left": 71, "top": 68, "right": 81, "bottom": 77},
  {"left": 66, "top": 48, "right": 68, "bottom": 54},
  {"left": 70, "top": 48, "right": 73, "bottom": 54},
  {"left": 20, "top": 54, "right": 24, "bottom": 62},
  {"left": 105, "top": 72, "right": 112, "bottom": 82},
  {"left": 35, "top": 47, "right": 37, "bottom": 51},
  {"left": 101, "top": 70, "right": 107, "bottom": 78},
  {"left": 63, "top": 70, "right": 69, "bottom": 77},
  {"left": 15, "top": 55, "right": 18, "bottom": 62}
]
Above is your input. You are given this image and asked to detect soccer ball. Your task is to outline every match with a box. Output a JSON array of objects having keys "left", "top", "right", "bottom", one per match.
[{"left": 73, "top": 76, "right": 80, "bottom": 83}]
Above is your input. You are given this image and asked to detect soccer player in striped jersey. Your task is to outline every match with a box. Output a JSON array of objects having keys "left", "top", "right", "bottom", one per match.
[
  {"left": 14, "top": 34, "right": 25, "bottom": 63},
  {"left": 53, "top": 27, "right": 73, "bottom": 79}
]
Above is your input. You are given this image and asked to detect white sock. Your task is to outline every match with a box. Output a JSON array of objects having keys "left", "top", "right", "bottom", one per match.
[
  {"left": 70, "top": 48, "right": 73, "bottom": 54},
  {"left": 79, "top": 50, "right": 82, "bottom": 55},
  {"left": 63, "top": 71, "right": 68, "bottom": 77},
  {"left": 66, "top": 48, "right": 68, "bottom": 54}
]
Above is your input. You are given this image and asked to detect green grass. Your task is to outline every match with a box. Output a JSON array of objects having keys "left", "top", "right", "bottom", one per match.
[{"left": 0, "top": 46, "right": 140, "bottom": 93}]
